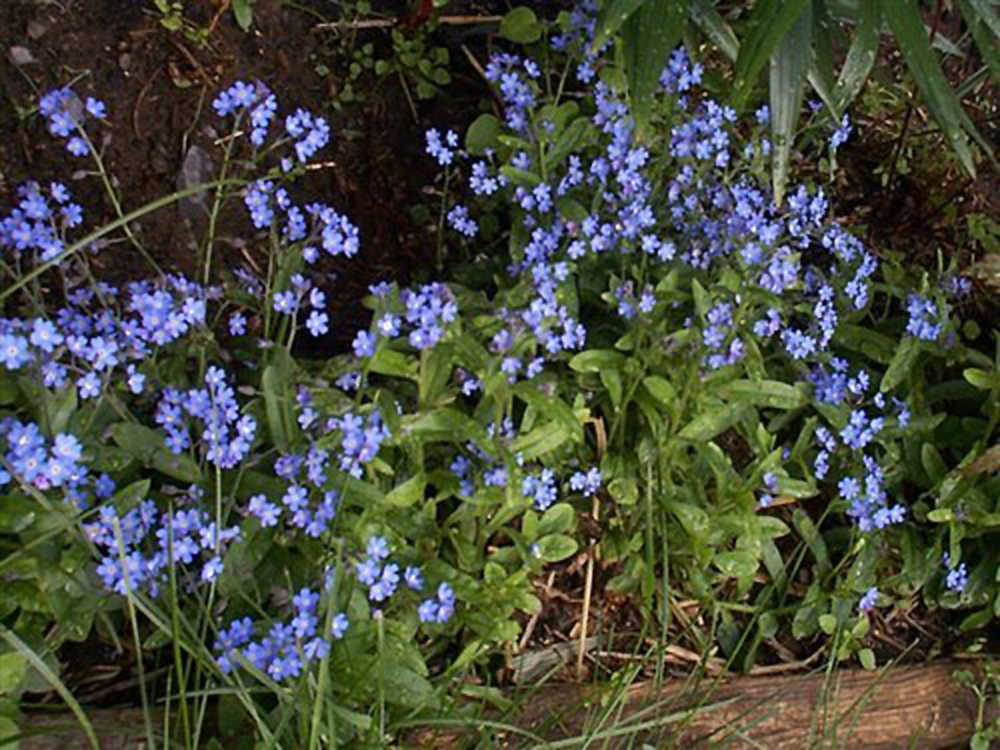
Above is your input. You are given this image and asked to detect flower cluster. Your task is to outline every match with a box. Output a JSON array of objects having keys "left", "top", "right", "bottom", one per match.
[
  {"left": 38, "top": 86, "right": 106, "bottom": 157},
  {"left": 84, "top": 489, "right": 241, "bottom": 597},
  {"left": 327, "top": 411, "right": 390, "bottom": 479},
  {"left": 943, "top": 553, "right": 969, "bottom": 593},
  {"left": 212, "top": 80, "right": 278, "bottom": 147},
  {"left": 355, "top": 536, "right": 455, "bottom": 624},
  {"left": 214, "top": 587, "right": 349, "bottom": 681},
  {"left": 569, "top": 466, "right": 602, "bottom": 497},
  {"left": 425, "top": 128, "right": 459, "bottom": 166},
  {"left": 0, "top": 420, "right": 106, "bottom": 508},
  {"left": 155, "top": 365, "right": 256, "bottom": 468},
  {"left": 1, "top": 181, "right": 84, "bottom": 262},
  {"left": 905, "top": 294, "right": 945, "bottom": 341},
  {"left": 355, "top": 282, "right": 459, "bottom": 356},
  {"left": 0, "top": 273, "right": 216, "bottom": 409},
  {"left": 522, "top": 467, "right": 558, "bottom": 511}
]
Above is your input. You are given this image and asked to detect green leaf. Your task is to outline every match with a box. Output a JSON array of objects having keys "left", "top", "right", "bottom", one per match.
[
  {"left": 512, "top": 420, "right": 572, "bottom": 460},
  {"left": 792, "top": 508, "right": 831, "bottom": 575},
  {"left": 880, "top": 336, "right": 921, "bottom": 392},
  {"left": 538, "top": 503, "right": 576, "bottom": 536},
  {"left": 713, "top": 550, "right": 757, "bottom": 579},
  {"left": 262, "top": 350, "right": 295, "bottom": 453},
  {"left": 232, "top": 0, "right": 253, "bottom": 31},
  {"left": 623, "top": 0, "right": 688, "bottom": 132},
  {"left": 718, "top": 379, "right": 807, "bottom": 409},
  {"left": 679, "top": 402, "right": 751, "bottom": 442},
  {"left": 834, "top": 0, "right": 879, "bottom": 112},
  {"left": 882, "top": 0, "right": 992, "bottom": 176},
  {"left": 755, "top": 515, "right": 790, "bottom": 539},
  {"left": 777, "top": 477, "right": 818, "bottom": 499},
  {"left": 569, "top": 349, "right": 626, "bottom": 373},
  {"left": 690, "top": 0, "right": 739, "bottom": 61},
  {"left": 963, "top": 367, "right": 1000, "bottom": 390},
  {"left": 961, "top": 0, "right": 1000, "bottom": 84},
  {"left": 806, "top": 2, "right": 837, "bottom": 115},
  {"left": 110, "top": 479, "right": 151, "bottom": 514},
  {"left": 833, "top": 324, "right": 896, "bottom": 364},
  {"left": 18, "top": 379, "right": 76, "bottom": 437},
  {"left": 642, "top": 375, "right": 677, "bottom": 407},
  {"left": 0, "top": 496, "right": 35, "bottom": 535},
  {"left": 545, "top": 116, "right": 590, "bottom": 172},
  {"left": 600, "top": 368, "right": 624, "bottom": 408},
  {"left": 963, "top": 0, "right": 1000, "bottom": 49},
  {"left": 921, "top": 442, "right": 948, "bottom": 484},
  {"left": 110, "top": 424, "right": 202, "bottom": 483},
  {"left": 858, "top": 647, "right": 876, "bottom": 670},
  {"left": 465, "top": 114, "right": 502, "bottom": 156},
  {"left": 0, "top": 714, "right": 18, "bottom": 750},
  {"left": 381, "top": 663, "right": 438, "bottom": 709},
  {"left": 0, "top": 652, "right": 27, "bottom": 694},
  {"left": 608, "top": 477, "right": 639, "bottom": 506},
  {"left": 404, "top": 409, "right": 492, "bottom": 454},
  {"left": 500, "top": 7, "right": 542, "bottom": 44},
  {"left": 369, "top": 347, "right": 418, "bottom": 380},
  {"left": 958, "top": 607, "right": 993, "bottom": 632},
  {"left": 592, "top": 0, "right": 648, "bottom": 52},
  {"left": 385, "top": 473, "right": 426, "bottom": 508},
  {"left": 818, "top": 613, "right": 838, "bottom": 635},
  {"left": 513, "top": 383, "right": 581, "bottom": 444},
  {"left": 769, "top": 1, "right": 811, "bottom": 206},
  {"left": 731, "top": 0, "right": 811, "bottom": 112},
  {"left": 499, "top": 166, "right": 542, "bottom": 187},
  {"left": 535, "top": 534, "right": 578, "bottom": 562},
  {"left": 419, "top": 342, "right": 454, "bottom": 408},
  {"left": 669, "top": 501, "right": 709, "bottom": 541}
]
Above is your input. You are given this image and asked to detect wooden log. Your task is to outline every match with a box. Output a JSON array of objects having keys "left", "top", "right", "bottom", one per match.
[
  {"left": 13, "top": 661, "right": 997, "bottom": 748},
  {"left": 493, "top": 659, "right": 996, "bottom": 748}
]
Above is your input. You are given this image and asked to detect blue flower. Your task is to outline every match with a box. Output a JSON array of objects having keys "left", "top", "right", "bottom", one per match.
[
  {"left": 859, "top": 586, "right": 878, "bottom": 611},
  {"left": 0, "top": 334, "right": 30, "bottom": 370},
  {"left": 228, "top": 312, "right": 247, "bottom": 336},
  {"left": 830, "top": 113, "right": 852, "bottom": 150},
  {"left": 331, "top": 612, "right": 349, "bottom": 639},
  {"left": 272, "top": 290, "right": 297, "bottom": 315},
  {"left": 305, "top": 310, "right": 329, "bottom": 337},
  {"left": 569, "top": 467, "right": 602, "bottom": 497},
  {"left": 77, "top": 371, "right": 101, "bottom": 399}
]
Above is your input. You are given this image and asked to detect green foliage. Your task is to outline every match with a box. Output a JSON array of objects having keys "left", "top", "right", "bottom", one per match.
[
  {"left": 593, "top": 0, "right": 998, "bottom": 203},
  {"left": 321, "top": 0, "right": 455, "bottom": 107},
  {"left": 0, "top": 3, "right": 997, "bottom": 747}
]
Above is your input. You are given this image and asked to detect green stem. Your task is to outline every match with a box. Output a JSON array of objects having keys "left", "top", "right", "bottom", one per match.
[
  {"left": 0, "top": 180, "right": 243, "bottom": 304},
  {"left": 78, "top": 123, "right": 163, "bottom": 276}
]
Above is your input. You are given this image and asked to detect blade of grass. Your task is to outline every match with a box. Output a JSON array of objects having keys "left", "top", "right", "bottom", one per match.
[
  {"left": 961, "top": 0, "right": 1000, "bottom": 84},
  {"left": 731, "top": 0, "right": 811, "bottom": 112},
  {"left": 591, "top": 0, "right": 648, "bottom": 53},
  {"left": 769, "top": 2, "right": 812, "bottom": 206},
  {"left": 690, "top": 0, "right": 739, "bottom": 62},
  {"left": 623, "top": 0, "right": 689, "bottom": 137},
  {"left": 964, "top": 0, "right": 1000, "bottom": 41},
  {"left": 0, "top": 179, "right": 243, "bottom": 305},
  {"left": 0, "top": 627, "right": 100, "bottom": 750},
  {"left": 807, "top": 0, "right": 839, "bottom": 116},
  {"left": 882, "top": 0, "right": 994, "bottom": 175},
  {"left": 833, "top": 0, "right": 879, "bottom": 112}
]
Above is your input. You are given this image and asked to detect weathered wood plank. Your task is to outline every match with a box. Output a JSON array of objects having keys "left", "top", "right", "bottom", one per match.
[{"left": 14, "top": 661, "right": 996, "bottom": 748}]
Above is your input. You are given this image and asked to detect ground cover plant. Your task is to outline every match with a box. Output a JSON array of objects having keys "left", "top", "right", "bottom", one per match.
[{"left": 0, "top": 0, "right": 997, "bottom": 747}]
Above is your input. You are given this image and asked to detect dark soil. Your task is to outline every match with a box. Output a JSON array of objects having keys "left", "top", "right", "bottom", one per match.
[{"left": 0, "top": 0, "right": 502, "bottom": 350}]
